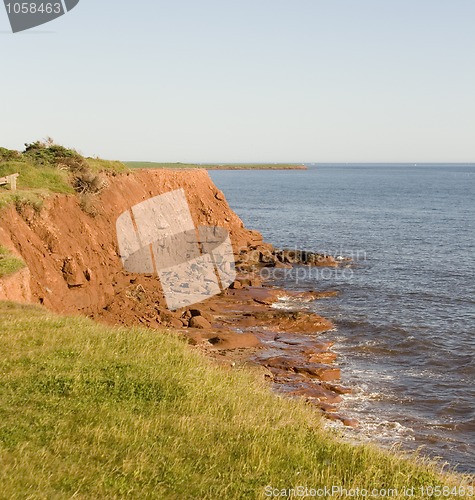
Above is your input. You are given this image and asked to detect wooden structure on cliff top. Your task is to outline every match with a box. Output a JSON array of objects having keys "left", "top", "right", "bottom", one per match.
[{"left": 0, "top": 173, "right": 19, "bottom": 191}]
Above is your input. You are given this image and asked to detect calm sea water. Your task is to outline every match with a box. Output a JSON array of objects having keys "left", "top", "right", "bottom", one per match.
[{"left": 210, "top": 164, "right": 475, "bottom": 473}]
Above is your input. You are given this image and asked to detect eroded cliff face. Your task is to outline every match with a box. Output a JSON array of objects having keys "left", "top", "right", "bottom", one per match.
[
  {"left": 0, "top": 268, "right": 31, "bottom": 303},
  {"left": 0, "top": 169, "right": 353, "bottom": 424},
  {"left": 0, "top": 169, "right": 263, "bottom": 324}
]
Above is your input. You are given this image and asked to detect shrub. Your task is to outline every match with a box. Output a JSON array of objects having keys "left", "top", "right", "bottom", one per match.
[
  {"left": 0, "top": 140, "right": 127, "bottom": 212},
  {"left": 79, "top": 193, "right": 100, "bottom": 217},
  {"left": 0, "top": 147, "right": 21, "bottom": 163},
  {"left": 23, "top": 139, "right": 82, "bottom": 167},
  {"left": 72, "top": 168, "right": 107, "bottom": 195},
  {"left": 22, "top": 139, "right": 107, "bottom": 196}
]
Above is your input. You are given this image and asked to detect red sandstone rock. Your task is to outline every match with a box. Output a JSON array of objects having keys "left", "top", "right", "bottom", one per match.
[
  {"left": 326, "top": 413, "right": 359, "bottom": 428},
  {"left": 0, "top": 168, "right": 353, "bottom": 427},
  {"left": 318, "top": 402, "right": 338, "bottom": 413},
  {"left": 0, "top": 267, "right": 31, "bottom": 303},
  {"left": 208, "top": 332, "right": 261, "bottom": 349},
  {"left": 167, "top": 318, "right": 183, "bottom": 329},
  {"left": 274, "top": 261, "right": 292, "bottom": 268},
  {"left": 186, "top": 331, "right": 261, "bottom": 350},
  {"left": 308, "top": 352, "right": 338, "bottom": 364},
  {"left": 290, "top": 386, "right": 342, "bottom": 404},
  {"left": 263, "top": 356, "right": 340, "bottom": 382},
  {"left": 189, "top": 316, "right": 212, "bottom": 329},
  {"left": 321, "top": 383, "right": 353, "bottom": 395},
  {"left": 294, "top": 365, "right": 341, "bottom": 381}
]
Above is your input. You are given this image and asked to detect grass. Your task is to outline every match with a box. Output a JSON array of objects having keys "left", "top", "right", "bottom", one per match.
[
  {"left": 0, "top": 302, "right": 469, "bottom": 499},
  {"left": 85, "top": 157, "right": 127, "bottom": 174},
  {"left": 124, "top": 161, "right": 306, "bottom": 170},
  {"left": 0, "top": 247, "right": 25, "bottom": 278},
  {"left": 0, "top": 143, "right": 128, "bottom": 211},
  {"left": 0, "top": 161, "right": 73, "bottom": 194},
  {"left": 0, "top": 189, "right": 48, "bottom": 212},
  {"left": 0, "top": 159, "right": 72, "bottom": 211}
]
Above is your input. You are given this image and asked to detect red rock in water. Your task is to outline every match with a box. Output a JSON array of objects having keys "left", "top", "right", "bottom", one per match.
[
  {"left": 294, "top": 365, "right": 341, "bottom": 382},
  {"left": 290, "top": 386, "right": 342, "bottom": 404},
  {"left": 326, "top": 413, "right": 359, "bottom": 428},
  {"left": 263, "top": 356, "right": 341, "bottom": 382},
  {"left": 308, "top": 352, "right": 338, "bottom": 364}
]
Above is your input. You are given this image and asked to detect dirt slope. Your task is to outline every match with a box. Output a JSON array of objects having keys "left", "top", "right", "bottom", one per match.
[
  {"left": 0, "top": 169, "right": 263, "bottom": 324},
  {"left": 0, "top": 168, "right": 354, "bottom": 423}
]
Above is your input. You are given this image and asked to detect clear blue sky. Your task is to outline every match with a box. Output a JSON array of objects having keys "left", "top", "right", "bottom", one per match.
[{"left": 1, "top": 0, "right": 474, "bottom": 162}]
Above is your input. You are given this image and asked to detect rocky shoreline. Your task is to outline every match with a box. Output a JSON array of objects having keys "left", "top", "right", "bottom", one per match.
[
  {"left": 173, "top": 244, "right": 358, "bottom": 428},
  {"left": 0, "top": 168, "right": 355, "bottom": 427}
]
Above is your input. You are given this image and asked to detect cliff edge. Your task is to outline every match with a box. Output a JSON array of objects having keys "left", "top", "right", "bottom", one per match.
[{"left": 0, "top": 169, "right": 263, "bottom": 324}]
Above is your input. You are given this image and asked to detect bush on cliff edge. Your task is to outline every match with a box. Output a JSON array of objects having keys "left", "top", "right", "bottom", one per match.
[{"left": 0, "top": 139, "right": 127, "bottom": 211}]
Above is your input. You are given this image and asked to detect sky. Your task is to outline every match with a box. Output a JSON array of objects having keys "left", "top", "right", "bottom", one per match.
[{"left": 1, "top": 0, "right": 474, "bottom": 163}]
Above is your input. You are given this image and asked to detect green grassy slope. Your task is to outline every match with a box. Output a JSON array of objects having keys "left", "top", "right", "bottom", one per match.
[
  {"left": 0, "top": 246, "right": 25, "bottom": 278},
  {"left": 0, "top": 302, "right": 468, "bottom": 499},
  {"left": 0, "top": 143, "right": 127, "bottom": 210},
  {"left": 0, "top": 160, "right": 73, "bottom": 194}
]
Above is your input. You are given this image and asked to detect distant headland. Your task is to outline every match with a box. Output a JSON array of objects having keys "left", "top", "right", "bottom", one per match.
[{"left": 123, "top": 161, "right": 307, "bottom": 170}]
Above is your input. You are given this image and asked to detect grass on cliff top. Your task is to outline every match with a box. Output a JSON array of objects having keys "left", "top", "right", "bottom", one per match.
[
  {"left": 84, "top": 157, "right": 127, "bottom": 174},
  {"left": 0, "top": 246, "right": 25, "bottom": 278},
  {"left": 0, "top": 160, "right": 73, "bottom": 194},
  {"left": 0, "top": 302, "right": 469, "bottom": 499},
  {"left": 0, "top": 143, "right": 127, "bottom": 211},
  {"left": 124, "top": 161, "right": 306, "bottom": 170}
]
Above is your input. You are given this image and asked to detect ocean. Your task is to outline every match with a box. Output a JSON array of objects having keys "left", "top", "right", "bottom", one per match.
[{"left": 210, "top": 164, "right": 475, "bottom": 473}]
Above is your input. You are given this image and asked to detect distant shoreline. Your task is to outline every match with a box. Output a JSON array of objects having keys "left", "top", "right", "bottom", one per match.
[{"left": 123, "top": 161, "right": 307, "bottom": 170}]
